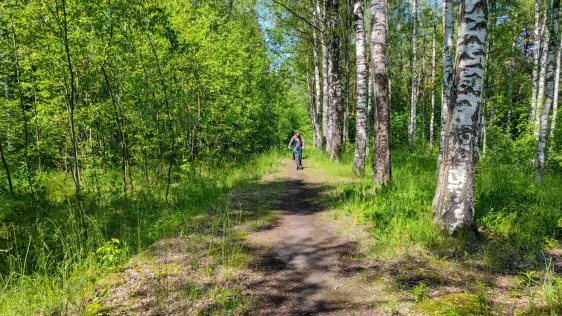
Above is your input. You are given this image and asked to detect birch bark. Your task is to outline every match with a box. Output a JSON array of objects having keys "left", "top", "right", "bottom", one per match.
[
  {"left": 328, "top": 0, "right": 342, "bottom": 161},
  {"left": 438, "top": 0, "right": 454, "bottom": 169},
  {"left": 536, "top": 23, "right": 550, "bottom": 136},
  {"left": 537, "top": 0, "right": 560, "bottom": 182},
  {"left": 429, "top": 0, "right": 437, "bottom": 153},
  {"left": 313, "top": 0, "right": 323, "bottom": 147},
  {"left": 320, "top": 0, "right": 330, "bottom": 148},
  {"left": 433, "top": 0, "right": 487, "bottom": 233},
  {"left": 371, "top": 0, "right": 391, "bottom": 185},
  {"left": 353, "top": 0, "right": 368, "bottom": 174},
  {"left": 549, "top": 36, "right": 562, "bottom": 150},
  {"left": 530, "top": 0, "right": 542, "bottom": 127},
  {"left": 408, "top": 0, "right": 418, "bottom": 152}
]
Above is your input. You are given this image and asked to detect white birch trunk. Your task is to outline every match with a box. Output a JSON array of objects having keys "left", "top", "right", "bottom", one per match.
[
  {"left": 313, "top": 0, "right": 323, "bottom": 147},
  {"left": 429, "top": 4, "right": 437, "bottom": 153},
  {"left": 549, "top": 35, "right": 562, "bottom": 151},
  {"left": 530, "top": 0, "right": 542, "bottom": 127},
  {"left": 536, "top": 25, "right": 550, "bottom": 137},
  {"left": 328, "top": 0, "right": 342, "bottom": 160},
  {"left": 320, "top": 0, "right": 330, "bottom": 147},
  {"left": 371, "top": 0, "right": 391, "bottom": 185},
  {"left": 433, "top": 0, "right": 487, "bottom": 234},
  {"left": 536, "top": 0, "right": 560, "bottom": 182},
  {"left": 353, "top": 0, "right": 368, "bottom": 174},
  {"left": 438, "top": 0, "right": 454, "bottom": 169},
  {"left": 408, "top": 0, "right": 418, "bottom": 151},
  {"left": 508, "top": 41, "right": 515, "bottom": 136}
]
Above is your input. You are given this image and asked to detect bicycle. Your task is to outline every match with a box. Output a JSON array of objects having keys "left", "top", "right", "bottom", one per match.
[{"left": 290, "top": 146, "right": 303, "bottom": 170}]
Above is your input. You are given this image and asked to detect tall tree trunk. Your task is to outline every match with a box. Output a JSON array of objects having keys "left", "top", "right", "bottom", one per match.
[
  {"left": 507, "top": 41, "right": 515, "bottom": 136},
  {"left": 0, "top": 139, "right": 13, "bottom": 196},
  {"left": 408, "top": 0, "right": 418, "bottom": 152},
  {"left": 549, "top": 35, "right": 562, "bottom": 150},
  {"left": 429, "top": 2, "right": 437, "bottom": 153},
  {"left": 313, "top": 2, "right": 323, "bottom": 147},
  {"left": 438, "top": 0, "right": 454, "bottom": 169},
  {"left": 531, "top": 0, "right": 543, "bottom": 127},
  {"left": 433, "top": 0, "right": 487, "bottom": 234},
  {"left": 371, "top": 0, "right": 391, "bottom": 185},
  {"left": 353, "top": 0, "right": 368, "bottom": 174},
  {"left": 536, "top": 22, "right": 550, "bottom": 137},
  {"left": 307, "top": 70, "right": 318, "bottom": 146},
  {"left": 480, "top": 38, "right": 492, "bottom": 157},
  {"left": 328, "top": 0, "right": 342, "bottom": 161},
  {"left": 321, "top": 0, "right": 330, "bottom": 148},
  {"left": 537, "top": 0, "right": 560, "bottom": 182}
]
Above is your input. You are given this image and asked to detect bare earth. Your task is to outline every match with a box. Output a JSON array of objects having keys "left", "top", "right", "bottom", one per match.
[
  {"left": 245, "top": 160, "right": 377, "bottom": 315},
  {"left": 92, "top": 158, "right": 537, "bottom": 315}
]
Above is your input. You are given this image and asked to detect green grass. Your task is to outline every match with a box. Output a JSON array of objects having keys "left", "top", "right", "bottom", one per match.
[
  {"left": 0, "top": 149, "right": 283, "bottom": 315},
  {"left": 309, "top": 146, "right": 562, "bottom": 270}
]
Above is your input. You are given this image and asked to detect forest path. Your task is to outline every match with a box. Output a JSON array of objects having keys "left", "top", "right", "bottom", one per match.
[{"left": 244, "top": 160, "right": 377, "bottom": 315}]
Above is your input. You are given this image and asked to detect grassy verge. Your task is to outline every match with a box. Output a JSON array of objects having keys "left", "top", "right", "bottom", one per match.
[
  {"left": 0, "top": 149, "right": 283, "bottom": 315},
  {"left": 306, "top": 146, "right": 562, "bottom": 313}
]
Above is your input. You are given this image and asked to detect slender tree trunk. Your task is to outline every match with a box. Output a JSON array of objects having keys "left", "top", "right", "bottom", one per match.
[
  {"left": 549, "top": 35, "right": 562, "bottom": 150},
  {"left": 536, "top": 22, "right": 550, "bottom": 137},
  {"left": 408, "top": 0, "right": 418, "bottom": 152},
  {"left": 507, "top": 41, "right": 515, "bottom": 136},
  {"left": 531, "top": 0, "right": 542, "bottom": 127},
  {"left": 480, "top": 39, "right": 492, "bottom": 157},
  {"left": 328, "top": 0, "right": 342, "bottom": 161},
  {"left": 371, "top": 0, "right": 391, "bottom": 185},
  {"left": 147, "top": 34, "right": 175, "bottom": 202},
  {"left": 0, "top": 139, "right": 13, "bottom": 196},
  {"left": 537, "top": 0, "right": 560, "bottom": 182},
  {"left": 353, "top": 0, "right": 368, "bottom": 174},
  {"left": 438, "top": 0, "right": 454, "bottom": 169},
  {"left": 307, "top": 70, "right": 318, "bottom": 145},
  {"left": 321, "top": 0, "right": 330, "bottom": 148},
  {"left": 433, "top": 0, "right": 487, "bottom": 234},
  {"left": 58, "top": 0, "right": 81, "bottom": 200},
  {"left": 313, "top": 3, "right": 323, "bottom": 147},
  {"left": 429, "top": 1, "right": 437, "bottom": 153},
  {"left": 10, "top": 22, "right": 33, "bottom": 196}
]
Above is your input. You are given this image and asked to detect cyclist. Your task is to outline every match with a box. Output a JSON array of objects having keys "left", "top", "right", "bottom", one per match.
[{"left": 288, "top": 130, "right": 304, "bottom": 169}]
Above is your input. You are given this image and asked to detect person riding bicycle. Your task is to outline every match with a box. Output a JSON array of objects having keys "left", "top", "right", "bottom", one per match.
[{"left": 288, "top": 130, "right": 304, "bottom": 165}]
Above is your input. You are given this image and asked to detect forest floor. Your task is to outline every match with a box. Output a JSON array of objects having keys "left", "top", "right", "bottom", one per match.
[{"left": 87, "top": 156, "right": 548, "bottom": 315}]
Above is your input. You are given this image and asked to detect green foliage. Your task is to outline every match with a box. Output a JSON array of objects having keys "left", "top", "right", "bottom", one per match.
[{"left": 0, "top": 149, "right": 282, "bottom": 314}]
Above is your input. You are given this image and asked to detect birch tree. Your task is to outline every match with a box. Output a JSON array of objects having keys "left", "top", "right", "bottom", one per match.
[
  {"left": 320, "top": 0, "right": 331, "bottom": 148},
  {"left": 549, "top": 36, "right": 562, "bottom": 150},
  {"left": 353, "top": 0, "right": 368, "bottom": 174},
  {"left": 536, "top": 23, "right": 550, "bottom": 136},
  {"left": 536, "top": 0, "right": 560, "bottom": 182},
  {"left": 438, "top": 0, "right": 454, "bottom": 169},
  {"left": 312, "top": 0, "right": 323, "bottom": 147},
  {"left": 530, "top": 0, "right": 542, "bottom": 127},
  {"left": 371, "top": 0, "right": 391, "bottom": 185},
  {"left": 433, "top": 0, "right": 487, "bottom": 233},
  {"left": 408, "top": 0, "right": 418, "bottom": 152},
  {"left": 429, "top": 0, "right": 437, "bottom": 153},
  {"left": 327, "top": 0, "right": 342, "bottom": 161}
]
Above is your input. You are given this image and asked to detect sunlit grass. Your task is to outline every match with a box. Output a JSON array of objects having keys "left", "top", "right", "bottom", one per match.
[{"left": 0, "top": 149, "right": 283, "bottom": 315}]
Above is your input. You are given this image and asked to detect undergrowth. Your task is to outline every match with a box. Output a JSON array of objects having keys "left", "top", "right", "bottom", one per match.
[
  {"left": 309, "top": 147, "right": 562, "bottom": 269},
  {"left": 0, "top": 149, "right": 283, "bottom": 315}
]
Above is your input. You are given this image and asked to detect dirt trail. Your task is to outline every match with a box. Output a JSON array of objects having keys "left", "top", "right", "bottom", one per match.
[{"left": 246, "top": 160, "right": 375, "bottom": 315}]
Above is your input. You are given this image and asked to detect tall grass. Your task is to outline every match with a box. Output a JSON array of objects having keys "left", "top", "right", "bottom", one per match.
[
  {"left": 0, "top": 149, "right": 283, "bottom": 315},
  {"left": 312, "top": 146, "right": 562, "bottom": 268}
]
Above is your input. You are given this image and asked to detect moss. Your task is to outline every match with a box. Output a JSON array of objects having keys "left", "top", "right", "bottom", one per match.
[{"left": 412, "top": 293, "right": 488, "bottom": 315}]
